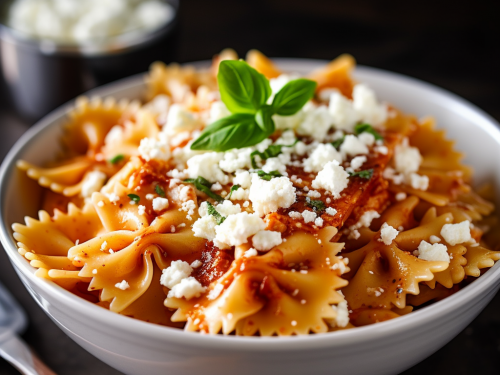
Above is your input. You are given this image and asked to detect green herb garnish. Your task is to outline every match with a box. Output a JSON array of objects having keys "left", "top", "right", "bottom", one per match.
[
  {"left": 184, "top": 177, "right": 224, "bottom": 202},
  {"left": 190, "top": 60, "right": 316, "bottom": 152},
  {"left": 128, "top": 194, "right": 140, "bottom": 203},
  {"left": 155, "top": 185, "right": 166, "bottom": 197},
  {"left": 250, "top": 139, "right": 298, "bottom": 169},
  {"left": 354, "top": 123, "right": 383, "bottom": 141},
  {"left": 206, "top": 202, "right": 226, "bottom": 225},
  {"left": 256, "top": 170, "right": 282, "bottom": 181},
  {"left": 305, "top": 197, "right": 326, "bottom": 212},
  {"left": 331, "top": 136, "right": 345, "bottom": 150},
  {"left": 109, "top": 154, "right": 125, "bottom": 164},
  {"left": 227, "top": 185, "right": 241, "bottom": 200},
  {"left": 348, "top": 169, "right": 374, "bottom": 179}
]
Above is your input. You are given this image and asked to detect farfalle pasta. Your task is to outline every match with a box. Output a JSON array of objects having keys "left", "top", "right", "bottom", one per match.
[{"left": 12, "top": 49, "right": 500, "bottom": 335}]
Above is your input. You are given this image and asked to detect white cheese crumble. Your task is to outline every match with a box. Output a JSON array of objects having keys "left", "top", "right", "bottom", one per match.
[
  {"left": 350, "top": 156, "right": 367, "bottom": 171},
  {"left": 211, "top": 182, "right": 222, "bottom": 191},
  {"left": 167, "top": 277, "right": 206, "bottom": 299},
  {"left": 152, "top": 197, "right": 169, "bottom": 213},
  {"left": 394, "top": 138, "right": 422, "bottom": 174},
  {"left": 340, "top": 135, "right": 369, "bottom": 157},
  {"left": 395, "top": 192, "right": 407, "bottom": 201},
  {"left": 328, "top": 91, "right": 360, "bottom": 132},
  {"left": 409, "top": 173, "right": 429, "bottom": 191},
  {"left": 160, "top": 260, "right": 193, "bottom": 289},
  {"left": 191, "top": 260, "right": 202, "bottom": 268},
  {"left": 115, "top": 280, "right": 130, "bottom": 290},
  {"left": 137, "top": 205, "right": 146, "bottom": 215},
  {"left": 233, "top": 170, "right": 252, "bottom": 189},
  {"left": 252, "top": 230, "right": 282, "bottom": 251},
  {"left": 208, "top": 101, "right": 231, "bottom": 124},
  {"left": 186, "top": 152, "right": 229, "bottom": 184},
  {"left": 440, "top": 221, "right": 471, "bottom": 246},
  {"left": 311, "top": 161, "right": 349, "bottom": 199},
  {"left": 214, "top": 212, "right": 266, "bottom": 249},
  {"left": 331, "top": 300, "right": 349, "bottom": 328},
  {"left": 81, "top": 171, "right": 106, "bottom": 198},
  {"left": 296, "top": 105, "right": 333, "bottom": 142},
  {"left": 326, "top": 207, "right": 337, "bottom": 216},
  {"left": 249, "top": 175, "right": 296, "bottom": 217},
  {"left": 192, "top": 215, "right": 217, "bottom": 241},
  {"left": 244, "top": 248, "right": 258, "bottom": 257},
  {"left": 303, "top": 143, "right": 342, "bottom": 173},
  {"left": 430, "top": 235, "right": 441, "bottom": 243},
  {"left": 207, "top": 283, "right": 224, "bottom": 300},
  {"left": 213, "top": 200, "right": 241, "bottom": 216},
  {"left": 289, "top": 211, "right": 302, "bottom": 219},
  {"left": 163, "top": 104, "right": 200, "bottom": 134},
  {"left": 358, "top": 132, "right": 376, "bottom": 147},
  {"left": 138, "top": 137, "right": 170, "bottom": 162},
  {"left": 417, "top": 241, "right": 450, "bottom": 262},
  {"left": 352, "top": 84, "right": 387, "bottom": 126},
  {"left": 378, "top": 223, "right": 399, "bottom": 245},
  {"left": 301, "top": 210, "right": 317, "bottom": 223}
]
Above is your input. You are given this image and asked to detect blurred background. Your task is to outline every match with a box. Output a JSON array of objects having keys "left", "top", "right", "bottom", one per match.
[{"left": 0, "top": 0, "right": 499, "bottom": 373}]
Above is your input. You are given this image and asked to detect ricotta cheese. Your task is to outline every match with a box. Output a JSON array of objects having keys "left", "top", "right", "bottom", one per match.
[
  {"left": 440, "top": 221, "right": 471, "bottom": 246},
  {"left": 303, "top": 143, "right": 343, "bottom": 173},
  {"left": 252, "top": 230, "right": 282, "bottom": 251},
  {"left": 340, "top": 135, "right": 369, "bottom": 157},
  {"left": 328, "top": 91, "right": 360, "bottom": 132},
  {"left": 311, "top": 161, "right": 349, "bottom": 199},
  {"left": 249, "top": 175, "right": 296, "bottom": 217},
  {"left": 417, "top": 241, "right": 450, "bottom": 262},
  {"left": 378, "top": 223, "right": 399, "bottom": 245},
  {"left": 214, "top": 212, "right": 266, "bottom": 249}
]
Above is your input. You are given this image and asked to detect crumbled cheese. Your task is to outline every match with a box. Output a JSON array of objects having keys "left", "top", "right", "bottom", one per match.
[
  {"left": 146, "top": 194, "right": 155, "bottom": 200},
  {"left": 213, "top": 200, "right": 241, "bottom": 216},
  {"left": 160, "top": 260, "right": 193, "bottom": 289},
  {"left": 262, "top": 154, "right": 290, "bottom": 176},
  {"left": 358, "top": 132, "right": 375, "bottom": 147},
  {"left": 92, "top": 269, "right": 97, "bottom": 275},
  {"left": 181, "top": 200, "right": 196, "bottom": 216},
  {"left": 394, "top": 138, "right": 422, "bottom": 174},
  {"left": 301, "top": 210, "right": 317, "bottom": 223},
  {"left": 208, "top": 101, "right": 231, "bottom": 124},
  {"left": 378, "top": 223, "right": 399, "bottom": 245},
  {"left": 191, "top": 260, "right": 202, "bottom": 268},
  {"left": 214, "top": 212, "right": 266, "bottom": 249},
  {"left": 350, "top": 156, "right": 367, "bottom": 171},
  {"left": 97, "top": 200, "right": 104, "bottom": 207},
  {"left": 340, "top": 135, "right": 369, "bottom": 157},
  {"left": 207, "top": 283, "right": 224, "bottom": 300},
  {"left": 289, "top": 211, "right": 302, "bottom": 219},
  {"left": 357, "top": 210, "right": 380, "bottom": 228},
  {"left": 244, "top": 248, "right": 258, "bottom": 257},
  {"left": 229, "top": 187, "right": 249, "bottom": 201},
  {"left": 219, "top": 147, "right": 254, "bottom": 173},
  {"left": 296, "top": 105, "right": 333, "bottom": 142},
  {"left": 303, "top": 143, "right": 342, "bottom": 173},
  {"left": 417, "top": 240, "right": 450, "bottom": 262},
  {"left": 440, "top": 221, "right": 471, "bottom": 246},
  {"left": 186, "top": 152, "right": 229, "bottom": 184},
  {"left": 115, "top": 280, "right": 130, "bottom": 290},
  {"left": 383, "top": 167, "right": 405, "bottom": 185},
  {"left": 326, "top": 207, "right": 337, "bottom": 216},
  {"left": 395, "top": 192, "right": 407, "bottom": 201},
  {"left": 376, "top": 145, "right": 388, "bottom": 155},
  {"left": 409, "top": 173, "right": 429, "bottom": 191},
  {"left": 100, "top": 241, "right": 107, "bottom": 251},
  {"left": 328, "top": 91, "right": 360, "bottom": 132},
  {"left": 152, "top": 197, "right": 169, "bottom": 213},
  {"left": 252, "top": 230, "right": 282, "bottom": 251},
  {"left": 331, "top": 300, "right": 349, "bottom": 327},
  {"left": 233, "top": 170, "right": 252, "bottom": 189},
  {"left": 249, "top": 175, "right": 296, "bottom": 217},
  {"left": 163, "top": 104, "right": 200, "bottom": 134},
  {"left": 430, "top": 235, "right": 441, "bottom": 243},
  {"left": 81, "top": 171, "right": 107, "bottom": 198},
  {"left": 307, "top": 190, "right": 321, "bottom": 198},
  {"left": 315, "top": 217, "right": 324, "bottom": 227},
  {"left": 211, "top": 182, "right": 222, "bottom": 191},
  {"left": 137, "top": 205, "right": 146, "bottom": 215},
  {"left": 312, "top": 161, "right": 349, "bottom": 199},
  {"left": 167, "top": 277, "right": 206, "bottom": 299},
  {"left": 138, "top": 137, "right": 170, "bottom": 162},
  {"left": 192, "top": 215, "right": 217, "bottom": 241},
  {"left": 352, "top": 84, "right": 387, "bottom": 126}
]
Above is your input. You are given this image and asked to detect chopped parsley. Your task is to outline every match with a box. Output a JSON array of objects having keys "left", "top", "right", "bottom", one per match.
[
  {"left": 127, "top": 194, "right": 140, "bottom": 203},
  {"left": 305, "top": 197, "right": 326, "bottom": 212},
  {"left": 155, "top": 184, "right": 166, "bottom": 197},
  {"left": 256, "top": 170, "right": 282, "bottom": 181},
  {"left": 348, "top": 169, "right": 374, "bottom": 179}
]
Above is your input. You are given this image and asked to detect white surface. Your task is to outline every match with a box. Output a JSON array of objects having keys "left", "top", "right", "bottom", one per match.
[{"left": 1, "top": 59, "right": 500, "bottom": 375}]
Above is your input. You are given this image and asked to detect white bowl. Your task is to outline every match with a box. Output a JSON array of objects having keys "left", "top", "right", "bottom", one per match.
[{"left": 1, "top": 59, "right": 500, "bottom": 375}]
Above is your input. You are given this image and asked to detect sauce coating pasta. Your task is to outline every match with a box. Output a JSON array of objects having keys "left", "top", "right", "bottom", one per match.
[{"left": 12, "top": 50, "right": 500, "bottom": 335}]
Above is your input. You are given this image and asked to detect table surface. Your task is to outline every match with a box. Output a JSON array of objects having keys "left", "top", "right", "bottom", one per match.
[{"left": 1, "top": 0, "right": 500, "bottom": 374}]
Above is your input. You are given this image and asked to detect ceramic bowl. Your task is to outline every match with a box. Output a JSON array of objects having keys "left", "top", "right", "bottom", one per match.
[{"left": 1, "top": 59, "right": 499, "bottom": 375}]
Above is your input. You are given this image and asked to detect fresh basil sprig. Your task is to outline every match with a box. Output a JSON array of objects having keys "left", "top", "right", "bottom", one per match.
[
  {"left": 256, "top": 170, "right": 282, "bottom": 181},
  {"left": 184, "top": 177, "right": 224, "bottom": 202},
  {"left": 250, "top": 139, "right": 298, "bottom": 169},
  {"left": 206, "top": 202, "right": 226, "bottom": 225},
  {"left": 155, "top": 185, "right": 166, "bottom": 197},
  {"left": 305, "top": 197, "right": 326, "bottom": 212},
  {"left": 348, "top": 169, "right": 374, "bottom": 179},
  {"left": 227, "top": 185, "right": 241, "bottom": 200},
  {"left": 191, "top": 60, "right": 316, "bottom": 152},
  {"left": 354, "top": 123, "right": 383, "bottom": 141}
]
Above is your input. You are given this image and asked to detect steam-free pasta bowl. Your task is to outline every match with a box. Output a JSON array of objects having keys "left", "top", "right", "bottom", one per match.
[{"left": 1, "top": 59, "right": 500, "bottom": 375}]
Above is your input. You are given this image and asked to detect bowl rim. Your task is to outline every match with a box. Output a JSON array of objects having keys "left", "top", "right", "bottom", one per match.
[
  {"left": 1, "top": 58, "right": 500, "bottom": 351},
  {"left": 0, "top": 0, "right": 179, "bottom": 57}
]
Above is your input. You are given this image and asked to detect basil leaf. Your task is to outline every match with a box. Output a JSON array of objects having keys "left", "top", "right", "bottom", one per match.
[
  {"left": 306, "top": 197, "right": 326, "bottom": 212},
  {"left": 348, "top": 169, "right": 374, "bottom": 179},
  {"left": 218, "top": 60, "right": 271, "bottom": 114},
  {"left": 184, "top": 177, "right": 224, "bottom": 202},
  {"left": 255, "top": 105, "right": 275, "bottom": 133},
  {"left": 128, "top": 194, "right": 140, "bottom": 203},
  {"left": 227, "top": 185, "right": 241, "bottom": 200},
  {"left": 256, "top": 170, "right": 282, "bottom": 181},
  {"left": 191, "top": 113, "right": 269, "bottom": 152},
  {"left": 250, "top": 139, "right": 298, "bottom": 169},
  {"left": 109, "top": 154, "right": 125, "bottom": 164},
  {"left": 354, "top": 123, "right": 383, "bottom": 140},
  {"left": 206, "top": 202, "right": 226, "bottom": 225},
  {"left": 155, "top": 185, "right": 166, "bottom": 197},
  {"left": 272, "top": 79, "right": 317, "bottom": 116},
  {"left": 331, "top": 136, "right": 345, "bottom": 150}
]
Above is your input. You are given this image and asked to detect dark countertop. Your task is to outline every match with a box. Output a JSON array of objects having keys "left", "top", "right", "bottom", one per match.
[{"left": 0, "top": 0, "right": 499, "bottom": 374}]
